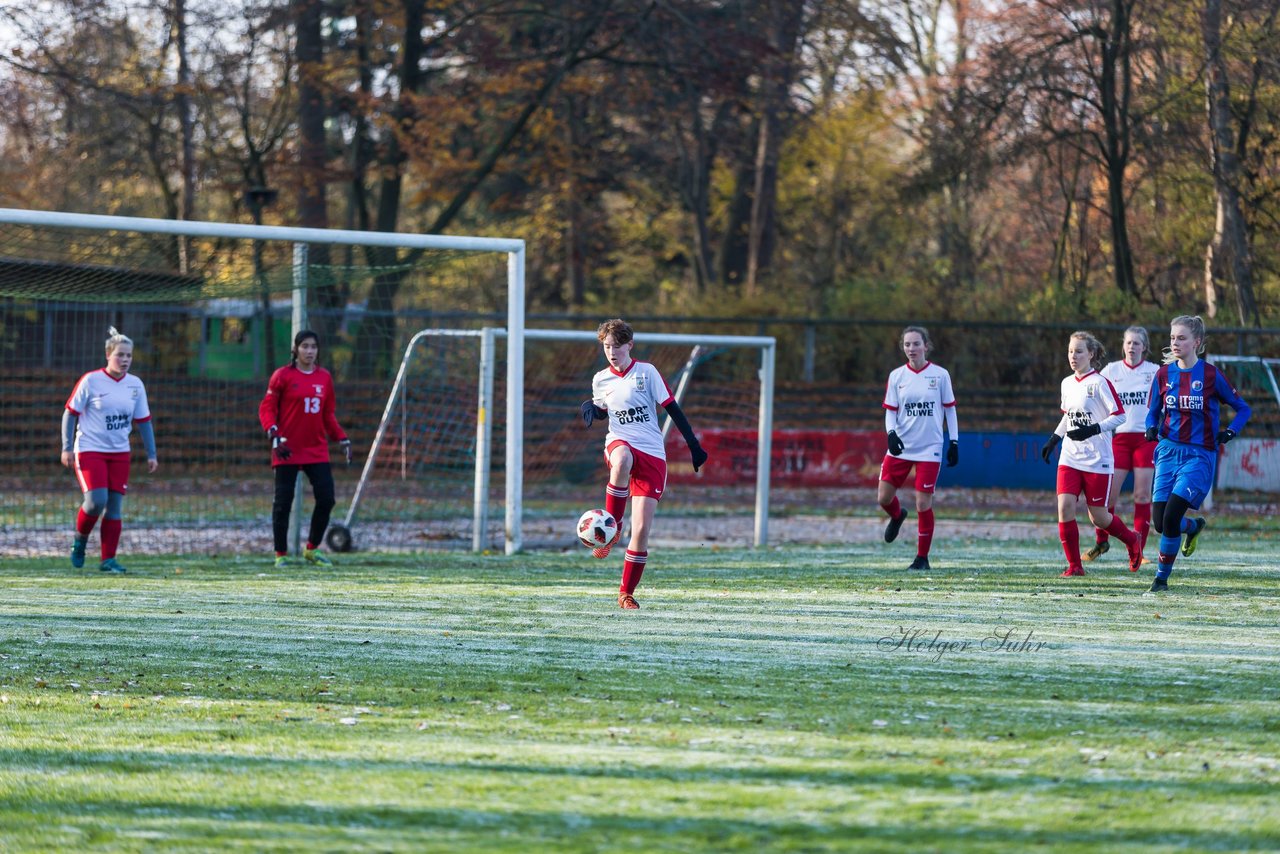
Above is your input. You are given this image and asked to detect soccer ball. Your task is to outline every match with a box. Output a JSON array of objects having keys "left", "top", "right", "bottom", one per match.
[{"left": 576, "top": 508, "right": 618, "bottom": 549}]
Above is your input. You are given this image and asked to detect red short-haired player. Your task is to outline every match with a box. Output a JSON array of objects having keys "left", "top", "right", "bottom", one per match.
[
  {"left": 580, "top": 319, "right": 708, "bottom": 610},
  {"left": 1040, "top": 331, "right": 1143, "bottom": 577},
  {"left": 62, "top": 326, "right": 158, "bottom": 574},
  {"left": 258, "top": 330, "right": 351, "bottom": 568},
  {"left": 879, "top": 326, "right": 959, "bottom": 572},
  {"left": 1085, "top": 325, "right": 1159, "bottom": 565}
]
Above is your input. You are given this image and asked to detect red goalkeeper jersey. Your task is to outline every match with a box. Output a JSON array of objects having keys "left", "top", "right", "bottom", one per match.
[{"left": 258, "top": 364, "right": 347, "bottom": 466}]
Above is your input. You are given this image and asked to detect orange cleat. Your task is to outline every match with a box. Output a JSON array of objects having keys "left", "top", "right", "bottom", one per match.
[
  {"left": 1127, "top": 540, "right": 1144, "bottom": 572},
  {"left": 592, "top": 529, "right": 621, "bottom": 560},
  {"left": 618, "top": 593, "right": 640, "bottom": 610}
]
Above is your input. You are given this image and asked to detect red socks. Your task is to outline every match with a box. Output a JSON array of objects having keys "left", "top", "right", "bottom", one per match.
[
  {"left": 620, "top": 549, "right": 647, "bottom": 594},
  {"left": 1134, "top": 502, "right": 1152, "bottom": 551},
  {"left": 880, "top": 496, "right": 902, "bottom": 519},
  {"left": 100, "top": 518, "right": 122, "bottom": 560},
  {"left": 1058, "top": 521, "right": 1081, "bottom": 570},
  {"left": 917, "top": 508, "right": 935, "bottom": 558},
  {"left": 1095, "top": 504, "right": 1116, "bottom": 545},
  {"left": 1103, "top": 515, "right": 1137, "bottom": 546},
  {"left": 605, "top": 483, "right": 628, "bottom": 528},
  {"left": 76, "top": 509, "right": 98, "bottom": 537}
]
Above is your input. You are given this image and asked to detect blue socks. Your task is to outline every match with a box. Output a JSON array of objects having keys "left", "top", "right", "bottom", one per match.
[{"left": 1156, "top": 534, "right": 1180, "bottom": 581}]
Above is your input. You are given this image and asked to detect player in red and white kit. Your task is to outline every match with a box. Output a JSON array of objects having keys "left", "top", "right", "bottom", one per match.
[
  {"left": 580, "top": 319, "right": 708, "bottom": 610},
  {"left": 1086, "top": 326, "right": 1160, "bottom": 564},
  {"left": 879, "top": 326, "right": 959, "bottom": 572},
  {"left": 258, "top": 330, "right": 351, "bottom": 568},
  {"left": 1039, "top": 332, "right": 1143, "bottom": 577},
  {"left": 62, "top": 327, "right": 158, "bottom": 573}
]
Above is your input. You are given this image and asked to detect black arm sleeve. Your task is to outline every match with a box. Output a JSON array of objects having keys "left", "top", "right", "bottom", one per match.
[{"left": 664, "top": 400, "right": 700, "bottom": 448}]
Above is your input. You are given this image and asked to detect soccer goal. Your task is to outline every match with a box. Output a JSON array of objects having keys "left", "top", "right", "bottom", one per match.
[
  {"left": 0, "top": 207, "right": 526, "bottom": 558},
  {"left": 328, "top": 327, "right": 777, "bottom": 553},
  {"left": 1207, "top": 354, "right": 1280, "bottom": 494}
]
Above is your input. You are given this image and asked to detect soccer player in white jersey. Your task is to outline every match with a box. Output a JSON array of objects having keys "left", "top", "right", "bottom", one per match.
[
  {"left": 581, "top": 319, "right": 708, "bottom": 609},
  {"left": 879, "top": 326, "right": 959, "bottom": 572},
  {"left": 1039, "top": 331, "right": 1142, "bottom": 577},
  {"left": 61, "top": 327, "right": 159, "bottom": 574},
  {"left": 1086, "top": 326, "right": 1160, "bottom": 565}
]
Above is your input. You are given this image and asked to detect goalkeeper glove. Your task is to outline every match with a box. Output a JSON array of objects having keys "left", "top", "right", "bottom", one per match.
[
  {"left": 1145, "top": 426, "right": 1159, "bottom": 442},
  {"left": 1040, "top": 434, "right": 1061, "bottom": 464},
  {"left": 1066, "top": 423, "right": 1102, "bottom": 441},
  {"left": 581, "top": 400, "right": 607, "bottom": 427},
  {"left": 887, "top": 430, "right": 905, "bottom": 456},
  {"left": 1216, "top": 428, "right": 1236, "bottom": 446},
  {"left": 946, "top": 440, "right": 959, "bottom": 467},
  {"left": 340, "top": 438, "right": 352, "bottom": 465},
  {"left": 689, "top": 440, "right": 708, "bottom": 473},
  {"left": 268, "top": 426, "right": 291, "bottom": 461}
]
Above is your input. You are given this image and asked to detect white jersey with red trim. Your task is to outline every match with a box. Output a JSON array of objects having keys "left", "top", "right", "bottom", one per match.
[
  {"left": 882, "top": 362, "right": 957, "bottom": 462},
  {"left": 65, "top": 369, "right": 152, "bottom": 454},
  {"left": 592, "top": 360, "right": 673, "bottom": 460},
  {"left": 1056, "top": 370, "right": 1124, "bottom": 473},
  {"left": 1100, "top": 359, "right": 1159, "bottom": 434}
]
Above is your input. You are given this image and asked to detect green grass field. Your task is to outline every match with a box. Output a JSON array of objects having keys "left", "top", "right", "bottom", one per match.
[{"left": 2, "top": 532, "right": 1278, "bottom": 852}]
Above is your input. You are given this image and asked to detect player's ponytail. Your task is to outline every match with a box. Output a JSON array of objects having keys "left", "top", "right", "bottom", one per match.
[
  {"left": 290, "top": 330, "right": 320, "bottom": 368},
  {"left": 1070, "top": 331, "right": 1106, "bottom": 371},
  {"left": 1162, "top": 315, "right": 1206, "bottom": 365},
  {"left": 105, "top": 326, "right": 133, "bottom": 357}
]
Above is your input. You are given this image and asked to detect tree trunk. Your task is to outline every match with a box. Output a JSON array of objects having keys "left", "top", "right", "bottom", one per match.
[
  {"left": 174, "top": 0, "right": 195, "bottom": 273},
  {"left": 1202, "top": 0, "right": 1260, "bottom": 326},
  {"left": 293, "top": 0, "right": 336, "bottom": 339},
  {"left": 1097, "top": 0, "right": 1137, "bottom": 296}
]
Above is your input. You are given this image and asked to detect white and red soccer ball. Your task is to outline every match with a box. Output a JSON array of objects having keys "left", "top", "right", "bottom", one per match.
[{"left": 576, "top": 508, "right": 618, "bottom": 549}]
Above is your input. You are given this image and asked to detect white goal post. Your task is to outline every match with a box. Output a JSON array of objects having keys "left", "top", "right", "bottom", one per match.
[
  {"left": 0, "top": 206, "right": 528, "bottom": 555},
  {"left": 334, "top": 327, "right": 777, "bottom": 553}
]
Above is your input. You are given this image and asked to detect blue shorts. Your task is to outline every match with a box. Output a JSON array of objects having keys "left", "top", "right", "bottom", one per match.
[{"left": 1151, "top": 440, "right": 1216, "bottom": 509}]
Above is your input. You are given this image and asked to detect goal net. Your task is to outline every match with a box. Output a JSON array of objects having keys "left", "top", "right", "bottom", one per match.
[
  {"left": 1206, "top": 355, "right": 1280, "bottom": 494},
  {"left": 0, "top": 208, "right": 523, "bottom": 558},
  {"left": 329, "top": 328, "right": 776, "bottom": 553}
]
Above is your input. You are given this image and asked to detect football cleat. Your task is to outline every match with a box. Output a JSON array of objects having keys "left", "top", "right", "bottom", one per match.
[
  {"left": 273, "top": 555, "right": 290, "bottom": 569},
  {"left": 1181, "top": 518, "right": 1206, "bottom": 557},
  {"left": 303, "top": 548, "right": 333, "bottom": 567},
  {"left": 1146, "top": 579, "right": 1168, "bottom": 594},
  {"left": 592, "top": 529, "right": 621, "bottom": 560},
  {"left": 98, "top": 558, "right": 127, "bottom": 574},
  {"left": 908, "top": 555, "right": 931, "bottom": 571},
  {"left": 1082, "top": 541, "right": 1110, "bottom": 562},
  {"left": 1126, "top": 539, "right": 1144, "bottom": 573},
  {"left": 884, "top": 509, "right": 909, "bottom": 543},
  {"left": 618, "top": 593, "right": 640, "bottom": 610},
  {"left": 1060, "top": 566, "right": 1087, "bottom": 577},
  {"left": 70, "top": 536, "right": 87, "bottom": 569}
]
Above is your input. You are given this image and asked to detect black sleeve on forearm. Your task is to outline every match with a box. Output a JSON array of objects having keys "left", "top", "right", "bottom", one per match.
[
  {"left": 664, "top": 400, "right": 699, "bottom": 447},
  {"left": 62, "top": 410, "right": 77, "bottom": 452}
]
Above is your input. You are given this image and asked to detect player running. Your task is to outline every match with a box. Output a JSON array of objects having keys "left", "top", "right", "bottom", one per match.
[
  {"left": 62, "top": 326, "right": 158, "bottom": 574},
  {"left": 258, "top": 330, "right": 351, "bottom": 568},
  {"left": 580, "top": 319, "right": 708, "bottom": 610},
  {"left": 1085, "top": 326, "right": 1160, "bottom": 565},
  {"left": 1040, "top": 331, "right": 1144, "bottom": 578},
  {"left": 878, "top": 326, "right": 959, "bottom": 572},
  {"left": 1144, "top": 315, "right": 1251, "bottom": 593}
]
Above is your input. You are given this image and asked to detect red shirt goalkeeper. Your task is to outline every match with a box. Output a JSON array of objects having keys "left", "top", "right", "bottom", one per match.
[{"left": 257, "top": 330, "right": 351, "bottom": 567}]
